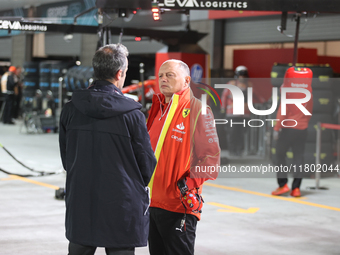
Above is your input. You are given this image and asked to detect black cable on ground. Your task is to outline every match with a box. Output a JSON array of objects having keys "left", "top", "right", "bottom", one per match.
[
  {"left": 0, "top": 167, "right": 65, "bottom": 199},
  {"left": 0, "top": 142, "right": 63, "bottom": 177},
  {"left": 0, "top": 167, "right": 39, "bottom": 177},
  {"left": 0, "top": 166, "right": 62, "bottom": 177}
]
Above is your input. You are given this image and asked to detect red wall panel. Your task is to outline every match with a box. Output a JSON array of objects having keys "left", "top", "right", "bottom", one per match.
[
  {"left": 318, "top": 56, "right": 340, "bottom": 74},
  {"left": 233, "top": 48, "right": 318, "bottom": 101},
  {"left": 233, "top": 48, "right": 318, "bottom": 78}
]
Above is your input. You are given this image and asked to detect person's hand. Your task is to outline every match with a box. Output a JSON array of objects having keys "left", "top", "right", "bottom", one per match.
[
  {"left": 273, "top": 130, "right": 279, "bottom": 140},
  {"left": 177, "top": 178, "right": 188, "bottom": 196}
]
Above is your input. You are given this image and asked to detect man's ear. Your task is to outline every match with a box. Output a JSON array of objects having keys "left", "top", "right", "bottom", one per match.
[
  {"left": 185, "top": 76, "right": 191, "bottom": 86},
  {"left": 115, "top": 70, "right": 122, "bottom": 81}
]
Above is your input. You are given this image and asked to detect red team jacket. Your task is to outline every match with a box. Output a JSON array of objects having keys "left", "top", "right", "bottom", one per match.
[{"left": 147, "top": 88, "right": 221, "bottom": 220}]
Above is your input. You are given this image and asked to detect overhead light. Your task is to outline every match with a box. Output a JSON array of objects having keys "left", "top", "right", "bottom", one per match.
[
  {"left": 63, "top": 33, "right": 73, "bottom": 42},
  {"left": 151, "top": 2, "right": 161, "bottom": 21},
  {"left": 118, "top": 9, "right": 127, "bottom": 17}
]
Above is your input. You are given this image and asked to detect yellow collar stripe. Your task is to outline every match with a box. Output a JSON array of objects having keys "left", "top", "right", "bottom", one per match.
[{"left": 148, "top": 94, "right": 179, "bottom": 197}]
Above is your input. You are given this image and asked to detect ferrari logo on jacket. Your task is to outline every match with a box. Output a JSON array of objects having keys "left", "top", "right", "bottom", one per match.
[{"left": 182, "top": 109, "right": 190, "bottom": 118}]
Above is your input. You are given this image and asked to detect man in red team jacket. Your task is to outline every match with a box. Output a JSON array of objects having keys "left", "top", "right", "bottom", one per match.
[
  {"left": 272, "top": 67, "right": 313, "bottom": 197},
  {"left": 147, "top": 59, "right": 220, "bottom": 255}
]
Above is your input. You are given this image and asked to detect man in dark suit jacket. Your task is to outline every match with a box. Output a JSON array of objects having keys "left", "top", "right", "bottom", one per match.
[{"left": 59, "top": 44, "right": 156, "bottom": 255}]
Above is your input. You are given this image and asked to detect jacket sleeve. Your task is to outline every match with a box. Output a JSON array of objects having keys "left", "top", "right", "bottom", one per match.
[
  {"left": 128, "top": 111, "right": 157, "bottom": 186},
  {"left": 6, "top": 74, "right": 16, "bottom": 91},
  {"left": 59, "top": 105, "right": 68, "bottom": 170},
  {"left": 187, "top": 107, "right": 221, "bottom": 190}
]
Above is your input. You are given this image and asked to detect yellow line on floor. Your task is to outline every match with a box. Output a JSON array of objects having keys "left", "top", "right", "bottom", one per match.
[
  {"left": 208, "top": 202, "right": 259, "bottom": 213},
  {"left": 204, "top": 182, "right": 340, "bottom": 212},
  {"left": 7, "top": 175, "right": 60, "bottom": 190}
]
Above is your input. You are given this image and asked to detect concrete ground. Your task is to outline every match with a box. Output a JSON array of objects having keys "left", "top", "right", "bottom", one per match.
[{"left": 1, "top": 120, "right": 340, "bottom": 255}]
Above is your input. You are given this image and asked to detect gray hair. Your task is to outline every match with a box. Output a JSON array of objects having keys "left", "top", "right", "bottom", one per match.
[
  {"left": 162, "top": 59, "right": 190, "bottom": 77},
  {"left": 92, "top": 44, "right": 129, "bottom": 81}
]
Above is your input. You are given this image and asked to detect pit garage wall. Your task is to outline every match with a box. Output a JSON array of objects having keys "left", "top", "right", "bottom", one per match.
[
  {"left": 224, "top": 13, "right": 340, "bottom": 45},
  {"left": 0, "top": 37, "right": 11, "bottom": 59},
  {"left": 1, "top": 33, "right": 93, "bottom": 66},
  {"left": 225, "top": 41, "right": 340, "bottom": 73},
  {"left": 0, "top": 36, "right": 31, "bottom": 65},
  {"left": 1, "top": 10, "right": 340, "bottom": 70},
  {"left": 35, "top": 33, "right": 105, "bottom": 66},
  {"left": 0, "top": 12, "right": 216, "bottom": 68},
  {"left": 222, "top": 13, "right": 340, "bottom": 71},
  {"left": 45, "top": 33, "right": 82, "bottom": 57},
  {"left": 80, "top": 34, "right": 98, "bottom": 66}
]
